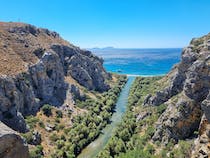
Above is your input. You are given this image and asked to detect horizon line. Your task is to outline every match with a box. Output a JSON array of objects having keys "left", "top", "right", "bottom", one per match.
[{"left": 86, "top": 47, "right": 183, "bottom": 49}]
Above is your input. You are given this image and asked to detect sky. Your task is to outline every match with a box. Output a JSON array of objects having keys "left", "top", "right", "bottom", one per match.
[{"left": 0, "top": 0, "right": 210, "bottom": 48}]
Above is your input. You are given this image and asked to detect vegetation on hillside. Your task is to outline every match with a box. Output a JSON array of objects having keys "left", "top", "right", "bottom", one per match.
[
  {"left": 23, "top": 75, "right": 127, "bottom": 158},
  {"left": 97, "top": 77, "right": 192, "bottom": 158}
]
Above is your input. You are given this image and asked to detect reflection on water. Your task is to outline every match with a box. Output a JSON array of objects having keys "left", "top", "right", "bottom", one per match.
[{"left": 78, "top": 76, "right": 135, "bottom": 158}]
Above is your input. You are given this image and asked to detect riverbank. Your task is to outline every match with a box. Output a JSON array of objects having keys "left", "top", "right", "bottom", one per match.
[
  {"left": 78, "top": 77, "right": 136, "bottom": 158},
  {"left": 97, "top": 76, "right": 166, "bottom": 157}
]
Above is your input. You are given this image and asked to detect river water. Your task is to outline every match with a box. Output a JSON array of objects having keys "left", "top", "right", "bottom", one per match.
[{"left": 78, "top": 76, "right": 135, "bottom": 158}]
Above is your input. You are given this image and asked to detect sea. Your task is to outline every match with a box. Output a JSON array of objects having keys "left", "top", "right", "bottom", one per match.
[{"left": 90, "top": 48, "right": 182, "bottom": 76}]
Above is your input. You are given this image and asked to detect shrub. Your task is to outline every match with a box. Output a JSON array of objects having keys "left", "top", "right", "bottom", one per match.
[
  {"left": 25, "top": 116, "right": 39, "bottom": 128},
  {"left": 41, "top": 104, "right": 52, "bottom": 116},
  {"left": 55, "top": 124, "right": 65, "bottom": 131},
  {"left": 55, "top": 118, "right": 60, "bottom": 123},
  {"left": 29, "top": 145, "right": 43, "bottom": 158},
  {"left": 22, "top": 131, "right": 33, "bottom": 144},
  {"left": 156, "top": 104, "right": 167, "bottom": 116},
  {"left": 170, "top": 140, "right": 193, "bottom": 158},
  {"left": 38, "top": 121, "right": 45, "bottom": 128},
  {"left": 56, "top": 110, "right": 63, "bottom": 118},
  {"left": 145, "top": 144, "right": 155, "bottom": 154},
  {"left": 56, "top": 140, "right": 65, "bottom": 149},
  {"left": 50, "top": 133, "right": 59, "bottom": 142}
]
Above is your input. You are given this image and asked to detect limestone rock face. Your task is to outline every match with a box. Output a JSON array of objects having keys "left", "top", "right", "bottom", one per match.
[
  {"left": 51, "top": 44, "right": 110, "bottom": 92},
  {"left": 143, "top": 33, "right": 210, "bottom": 148},
  {"left": 192, "top": 93, "right": 210, "bottom": 158},
  {"left": 0, "top": 22, "right": 110, "bottom": 132},
  {"left": 0, "top": 121, "right": 29, "bottom": 158}
]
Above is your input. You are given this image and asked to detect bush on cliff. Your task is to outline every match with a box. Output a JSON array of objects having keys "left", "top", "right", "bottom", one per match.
[{"left": 41, "top": 104, "right": 52, "bottom": 117}]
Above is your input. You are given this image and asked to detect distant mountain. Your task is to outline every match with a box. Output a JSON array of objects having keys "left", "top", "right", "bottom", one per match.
[{"left": 89, "top": 46, "right": 115, "bottom": 50}]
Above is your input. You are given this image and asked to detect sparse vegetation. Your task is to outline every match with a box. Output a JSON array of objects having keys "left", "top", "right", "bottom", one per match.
[
  {"left": 29, "top": 145, "right": 44, "bottom": 158},
  {"left": 24, "top": 75, "right": 127, "bottom": 158},
  {"left": 25, "top": 116, "right": 40, "bottom": 128},
  {"left": 22, "top": 131, "right": 34, "bottom": 144},
  {"left": 55, "top": 110, "right": 63, "bottom": 118},
  {"left": 41, "top": 104, "right": 52, "bottom": 117},
  {"left": 49, "top": 75, "right": 127, "bottom": 157}
]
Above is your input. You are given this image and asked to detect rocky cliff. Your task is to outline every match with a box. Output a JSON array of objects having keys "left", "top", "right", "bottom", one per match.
[
  {"left": 0, "top": 121, "right": 29, "bottom": 158},
  {"left": 144, "top": 33, "right": 210, "bottom": 157},
  {"left": 0, "top": 22, "right": 110, "bottom": 132}
]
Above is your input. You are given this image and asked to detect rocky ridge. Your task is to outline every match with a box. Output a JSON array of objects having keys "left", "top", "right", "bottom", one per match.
[
  {"left": 144, "top": 33, "right": 210, "bottom": 157},
  {"left": 0, "top": 22, "right": 110, "bottom": 133}
]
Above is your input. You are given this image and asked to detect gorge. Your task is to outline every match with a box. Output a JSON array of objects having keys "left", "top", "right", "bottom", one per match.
[{"left": 0, "top": 22, "right": 209, "bottom": 158}]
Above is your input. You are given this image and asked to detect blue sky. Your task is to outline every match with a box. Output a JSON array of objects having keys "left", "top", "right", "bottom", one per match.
[{"left": 1, "top": 0, "right": 210, "bottom": 48}]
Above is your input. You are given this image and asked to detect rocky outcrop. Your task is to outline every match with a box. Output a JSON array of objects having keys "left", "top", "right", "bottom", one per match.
[
  {"left": 30, "top": 131, "right": 41, "bottom": 145},
  {"left": 51, "top": 44, "right": 110, "bottom": 92},
  {"left": 192, "top": 92, "right": 210, "bottom": 158},
  {"left": 0, "top": 121, "right": 29, "bottom": 158},
  {"left": 144, "top": 33, "right": 210, "bottom": 148},
  {"left": 0, "top": 22, "right": 110, "bottom": 132}
]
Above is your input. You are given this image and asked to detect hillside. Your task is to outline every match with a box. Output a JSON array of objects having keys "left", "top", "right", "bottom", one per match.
[
  {"left": 0, "top": 22, "right": 209, "bottom": 158},
  {"left": 0, "top": 22, "right": 114, "bottom": 157},
  {"left": 98, "top": 33, "right": 210, "bottom": 158},
  {"left": 147, "top": 33, "right": 210, "bottom": 157}
]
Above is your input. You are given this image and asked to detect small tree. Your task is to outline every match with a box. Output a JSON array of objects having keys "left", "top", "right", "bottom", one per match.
[
  {"left": 29, "top": 145, "right": 43, "bottom": 158},
  {"left": 41, "top": 104, "right": 52, "bottom": 117},
  {"left": 56, "top": 110, "right": 63, "bottom": 118}
]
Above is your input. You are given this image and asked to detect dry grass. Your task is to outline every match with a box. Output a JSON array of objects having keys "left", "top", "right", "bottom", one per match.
[{"left": 0, "top": 22, "right": 72, "bottom": 76}]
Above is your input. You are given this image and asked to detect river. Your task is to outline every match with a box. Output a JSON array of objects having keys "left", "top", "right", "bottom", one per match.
[{"left": 78, "top": 76, "right": 135, "bottom": 158}]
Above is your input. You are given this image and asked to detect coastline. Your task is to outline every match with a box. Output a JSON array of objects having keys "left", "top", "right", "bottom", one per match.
[
  {"left": 109, "top": 71, "right": 166, "bottom": 77},
  {"left": 126, "top": 74, "right": 165, "bottom": 77}
]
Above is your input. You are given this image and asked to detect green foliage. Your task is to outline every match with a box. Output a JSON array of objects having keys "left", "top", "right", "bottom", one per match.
[
  {"left": 98, "top": 76, "right": 167, "bottom": 158},
  {"left": 170, "top": 140, "right": 193, "bottom": 158},
  {"left": 128, "top": 77, "right": 163, "bottom": 106},
  {"left": 50, "top": 133, "right": 59, "bottom": 142},
  {"left": 29, "top": 145, "right": 43, "bottom": 158},
  {"left": 41, "top": 104, "right": 52, "bottom": 117},
  {"left": 117, "top": 149, "right": 157, "bottom": 158},
  {"left": 56, "top": 110, "right": 63, "bottom": 118},
  {"left": 145, "top": 144, "right": 155, "bottom": 155},
  {"left": 22, "top": 131, "right": 34, "bottom": 144},
  {"left": 48, "top": 75, "right": 127, "bottom": 157},
  {"left": 25, "top": 116, "right": 39, "bottom": 129},
  {"left": 38, "top": 121, "right": 45, "bottom": 128},
  {"left": 191, "top": 38, "right": 204, "bottom": 47},
  {"left": 156, "top": 104, "right": 167, "bottom": 116},
  {"left": 55, "top": 124, "right": 65, "bottom": 131},
  {"left": 144, "top": 126, "right": 155, "bottom": 140}
]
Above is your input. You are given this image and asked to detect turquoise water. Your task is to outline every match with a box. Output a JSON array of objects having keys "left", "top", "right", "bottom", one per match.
[
  {"left": 91, "top": 48, "right": 181, "bottom": 76},
  {"left": 78, "top": 48, "right": 180, "bottom": 157},
  {"left": 78, "top": 77, "right": 135, "bottom": 158}
]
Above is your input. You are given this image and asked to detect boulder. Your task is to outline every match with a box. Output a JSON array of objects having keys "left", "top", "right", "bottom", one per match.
[
  {"left": 0, "top": 121, "right": 29, "bottom": 158},
  {"left": 31, "top": 131, "right": 41, "bottom": 145}
]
